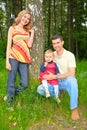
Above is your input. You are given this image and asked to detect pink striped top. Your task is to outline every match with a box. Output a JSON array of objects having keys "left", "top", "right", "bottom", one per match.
[{"left": 9, "top": 27, "right": 31, "bottom": 64}]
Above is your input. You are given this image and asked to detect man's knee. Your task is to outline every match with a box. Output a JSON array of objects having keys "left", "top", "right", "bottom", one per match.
[
  {"left": 66, "top": 76, "right": 77, "bottom": 82},
  {"left": 66, "top": 76, "right": 78, "bottom": 87}
]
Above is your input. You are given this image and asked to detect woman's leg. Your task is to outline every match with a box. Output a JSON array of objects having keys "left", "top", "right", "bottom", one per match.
[
  {"left": 16, "top": 62, "right": 29, "bottom": 95},
  {"left": 7, "top": 59, "right": 18, "bottom": 98}
]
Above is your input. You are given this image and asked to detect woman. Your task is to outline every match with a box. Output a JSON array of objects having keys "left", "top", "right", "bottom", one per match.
[{"left": 5, "top": 10, "right": 34, "bottom": 107}]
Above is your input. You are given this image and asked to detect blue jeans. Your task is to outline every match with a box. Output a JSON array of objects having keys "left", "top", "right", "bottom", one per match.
[
  {"left": 37, "top": 76, "right": 78, "bottom": 110},
  {"left": 7, "top": 59, "right": 29, "bottom": 98}
]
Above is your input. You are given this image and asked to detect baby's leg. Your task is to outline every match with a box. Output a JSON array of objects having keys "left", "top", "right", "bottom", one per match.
[
  {"left": 54, "top": 85, "right": 60, "bottom": 103},
  {"left": 42, "top": 80, "right": 50, "bottom": 98},
  {"left": 54, "top": 85, "right": 59, "bottom": 98}
]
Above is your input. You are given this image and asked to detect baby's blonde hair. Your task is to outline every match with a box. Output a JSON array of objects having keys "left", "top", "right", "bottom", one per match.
[
  {"left": 12, "top": 10, "right": 32, "bottom": 31},
  {"left": 45, "top": 49, "right": 54, "bottom": 55}
]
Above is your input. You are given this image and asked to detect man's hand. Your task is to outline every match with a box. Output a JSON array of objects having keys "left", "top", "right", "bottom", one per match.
[{"left": 43, "top": 72, "right": 55, "bottom": 80}]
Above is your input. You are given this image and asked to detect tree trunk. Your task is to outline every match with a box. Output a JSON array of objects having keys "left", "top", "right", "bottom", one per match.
[
  {"left": 48, "top": 0, "right": 51, "bottom": 47},
  {"left": 54, "top": 0, "right": 56, "bottom": 34},
  {"left": 67, "top": 0, "right": 71, "bottom": 51},
  {"left": 27, "top": 0, "right": 44, "bottom": 79},
  {"left": 67, "top": 0, "right": 73, "bottom": 51}
]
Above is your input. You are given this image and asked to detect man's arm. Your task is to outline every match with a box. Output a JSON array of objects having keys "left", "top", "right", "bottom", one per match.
[
  {"left": 56, "top": 67, "right": 75, "bottom": 79},
  {"left": 43, "top": 67, "right": 76, "bottom": 80}
]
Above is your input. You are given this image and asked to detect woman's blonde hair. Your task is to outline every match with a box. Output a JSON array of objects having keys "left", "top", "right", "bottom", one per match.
[{"left": 13, "top": 10, "right": 32, "bottom": 31}]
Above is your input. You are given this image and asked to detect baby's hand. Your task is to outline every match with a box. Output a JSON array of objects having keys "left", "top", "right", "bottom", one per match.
[{"left": 44, "top": 62, "right": 48, "bottom": 67}]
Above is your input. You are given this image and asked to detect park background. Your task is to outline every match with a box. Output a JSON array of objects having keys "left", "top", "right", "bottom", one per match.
[{"left": 0, "top": 0, "right": 87, "bottom": 130}]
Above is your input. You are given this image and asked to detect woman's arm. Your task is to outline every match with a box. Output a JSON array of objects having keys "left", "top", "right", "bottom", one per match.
[{"left": 6, "top": 26, "right": 13, "bottom": 70}]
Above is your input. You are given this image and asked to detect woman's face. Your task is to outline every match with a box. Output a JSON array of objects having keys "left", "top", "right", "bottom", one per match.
[{"left": 20, "top": 13, "right": 31, "bottom": 25}]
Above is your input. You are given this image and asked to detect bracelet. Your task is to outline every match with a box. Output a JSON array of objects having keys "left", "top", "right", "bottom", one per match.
[{"left": 55, "top": 75, "right": 58, "bottom": 79}]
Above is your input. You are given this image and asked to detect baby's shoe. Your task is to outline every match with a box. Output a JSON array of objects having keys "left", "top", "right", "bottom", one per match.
[
  {"left": 46, "top": 92, "right": 50, "bottom": 98},
  {"left": 56, "top": 97, "right": 61, "bottom": 104}
]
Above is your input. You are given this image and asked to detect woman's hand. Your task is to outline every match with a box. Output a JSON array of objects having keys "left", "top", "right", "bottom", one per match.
[
  {"left": 6, "top": 61, "right": 12, "bottom": 70},
  {"left": 29, "top": 29, "right": 34, "bottom": 34},
  {"left": 28, "top": 29, "right": 34, "bottom": 48}
]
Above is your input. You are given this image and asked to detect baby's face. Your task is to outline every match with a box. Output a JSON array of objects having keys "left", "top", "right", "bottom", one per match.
[{"left": 45, "top": 53, "right": 54, "bottom": 62}]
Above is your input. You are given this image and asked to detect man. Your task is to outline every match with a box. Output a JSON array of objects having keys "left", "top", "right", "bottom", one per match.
[{"left": 37, "top": 34, "right": 79, "bottom": 120}]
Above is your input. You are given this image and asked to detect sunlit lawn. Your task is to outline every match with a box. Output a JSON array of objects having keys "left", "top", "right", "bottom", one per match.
[{"left": 0, "top": 58, "right": 87, "bottom": 130}]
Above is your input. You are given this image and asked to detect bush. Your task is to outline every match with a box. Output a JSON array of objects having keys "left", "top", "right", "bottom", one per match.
[{"left": 0, "top": 38, "right": 7, "bottom": 58}]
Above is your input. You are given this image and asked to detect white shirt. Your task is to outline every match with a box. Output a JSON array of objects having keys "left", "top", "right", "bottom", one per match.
[{"left": 54, "top": 49, "right": 76, "bottom": 74}]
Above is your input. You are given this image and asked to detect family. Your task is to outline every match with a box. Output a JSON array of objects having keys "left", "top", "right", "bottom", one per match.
[{"left": 5, "top": 10, "right": 79, "bottom": 121}]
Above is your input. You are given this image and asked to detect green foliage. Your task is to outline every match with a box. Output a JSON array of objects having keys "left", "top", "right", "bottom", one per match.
[
  {"left": 0, "top": 0, "right": 87, "bottom": 60},
  {"left": 0, "top": 39, "right": 7, "bottom": 58},
  {"left": 0, "top": 9, "right": 4, "bottom": 24},
  {"left": 43, "top": 0, "right": 87, "bottom": 59},
  {"left": 0, "top": 58, "right": 87, "bottom": 129}
]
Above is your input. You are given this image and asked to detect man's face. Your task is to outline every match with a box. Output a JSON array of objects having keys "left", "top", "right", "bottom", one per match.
[{"left": 52, "top": 38, "right": 64, "bottom": 52}]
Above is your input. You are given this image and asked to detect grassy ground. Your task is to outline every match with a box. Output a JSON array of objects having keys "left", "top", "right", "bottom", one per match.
[{"left": 0, "top": 58, "right": 87, "bottom": 130}]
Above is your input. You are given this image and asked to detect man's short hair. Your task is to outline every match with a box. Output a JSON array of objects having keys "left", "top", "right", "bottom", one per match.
[{"left": 52, "top": 34, "right": 63, "bottom": 41}]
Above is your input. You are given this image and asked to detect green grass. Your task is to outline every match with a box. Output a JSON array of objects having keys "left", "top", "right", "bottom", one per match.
[{"left": 0, "top": 58, "right": 87, "bottom": 130}]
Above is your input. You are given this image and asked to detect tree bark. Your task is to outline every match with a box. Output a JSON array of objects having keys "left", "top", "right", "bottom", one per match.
[
  {"left": 27, "top": 0, "right": 44, "bottom": 79},
  {"left": 67, "top": 0, "right": 72, "bottom": 51}
]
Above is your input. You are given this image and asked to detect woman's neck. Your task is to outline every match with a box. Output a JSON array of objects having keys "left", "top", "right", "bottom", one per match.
[
  {"left": 17, "top": 23, "right": 24, "bottom": 29},
  {"left": 15, "top": 23, "right": 26, "bottom": 33}
]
